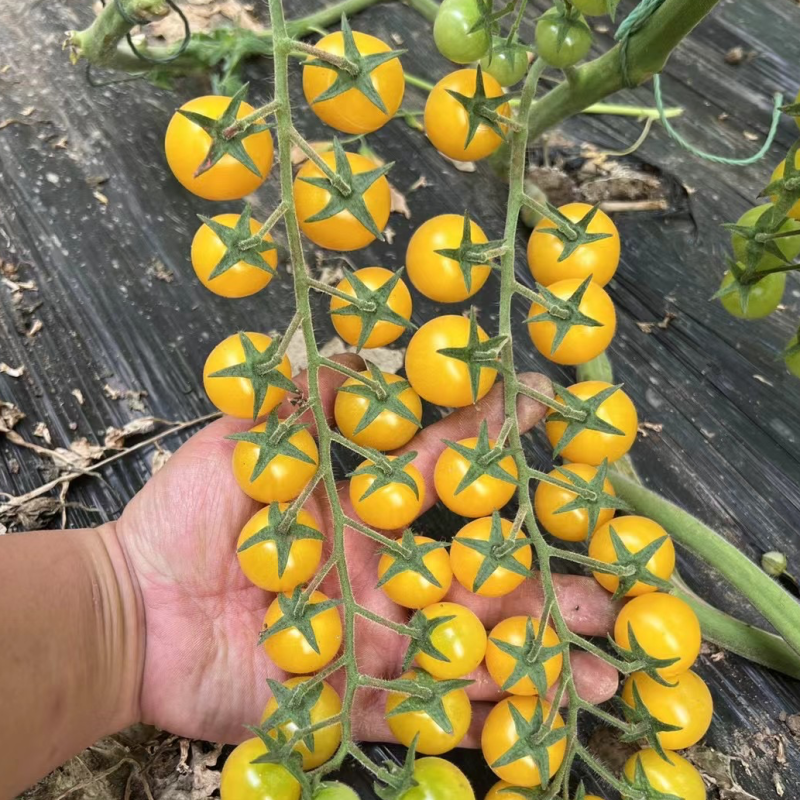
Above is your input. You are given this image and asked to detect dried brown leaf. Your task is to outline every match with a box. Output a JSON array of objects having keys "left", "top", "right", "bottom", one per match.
[
  {"left": 104, "top": 417, "right": 158, "bottom": 449},
  {"left": 390, "top": 183, "right": 411, "bottom": 218},
  {"left": 0, "top": 362, "right": 25, "bottom": 377}
]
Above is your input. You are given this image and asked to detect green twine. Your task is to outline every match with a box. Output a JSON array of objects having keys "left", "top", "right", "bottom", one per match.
[{"left": 615, "top": 0, "right": 783, "bottom": 167}]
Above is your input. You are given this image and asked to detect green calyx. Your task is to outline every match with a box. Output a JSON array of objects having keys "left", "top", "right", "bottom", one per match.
[
  {"left": 349, "top": 450, "right": 420, "bottom": 501},
  {"left": 227, "top": 412, "right": 315, "bottom": 481},
  {"left": 446, "top": 64, "right": 513, "bottom": 150},
  {"left": 437, "top": 308, "right": 507, "bottom": 402},
  {"left": 546, "top": 382, "right": 625, "bottom": 458},
  {"left": 601, "top": 526, "right": 673, "bottom": 600},
  {"left": 306, "top": 15, "right": 405, "bottom": 113},
  {"left": 525, "top": 276, "right": 603, "bottom": 355},
  {"left": 209, "top": 333, "right": 296, "bottom": 420},
  {"left": 621, "top": 754, "right": 682, "bottom": 800},
  {"left": 402, "top": 611, "right": 458, "bottom": 671},
  {"left": 489, "top": 615, "right": 564, "bottom": 696},
  {"left": 198, "top": 204, "right": 278, "bottom": 282},
  {"left": 761, "top": 138, "right": 800, "bottom": 222},
  {"left": 385, "top": 669, "right": 473, "bottom": 735},
  {"left": 373, "top": 735, "right": 420, "bottom": 800},
  {"left": 456, "top": 511, "right": 532, "bottom": 592},
  {"left": 466, "top": 0, "right": 507, "bottom": 53},
  {"left": 712, "top": 258, "right": 778, "bottom": 314},
  {"left": 299, "top": 137, "right": 393, "bottom": 240},
  {"left": 330, "top": 266, "right": 414, "bottom": 351},
  {"left": 376, "top": 529, "right": 448, "bottom": 589},
  {"left": 490, "top": 700, "right": 569, "bottom": 786},
  {"left": 722, "top": 207, "right": 799, "bottom": 277},
  {"left": 609, "top": 623, "right": 680, "bottom": 686},
  {"left": 434, "top": 210, "right": 507, "bottom": 292},
  {"left": 248, "top": 725, "right": 310, "bottom": 793},
  {"left": 258, "top": 586, "right": 342, "bottom": 652},
  {"left": 237, "top": 502, "right": 323, "bottom": 578},
  {"left": 178, "top": 83, "right": 270, "bottom": 178},
  {"left": 617, "top": 681, "right": 682, "bottom": 761},
  {"left": 443, "top": 419, "right": 517, "bottom": 496},
  {"left": 338, "top": 362, "right": 421, "bottom": 435},
  {"left": 539, "top": 203, "right": 612, "bottom": 258},
  {"left": 261, "top": 677, "right": 327, "bottom": 753},
  {"left": 550, "top": 459, "right": 630, "bottom": 535}
]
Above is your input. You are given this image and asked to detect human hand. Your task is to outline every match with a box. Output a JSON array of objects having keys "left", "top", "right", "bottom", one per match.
[{"left": 116, "top": 354, "right": 619, "bottom": 746}]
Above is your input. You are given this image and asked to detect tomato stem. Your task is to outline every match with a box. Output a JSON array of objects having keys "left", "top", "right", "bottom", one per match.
[
  {"left": 222, "top": 98, "right": 281, "bottom": 139},
  {"left": 240, "top": 200, "right": 289, "bottom": 250},
  {"left": 288, "top": 39, "right": 360, "bottom": 75},
  {"left": 290, "top": 127, "right": 352, "bottom": 195}
]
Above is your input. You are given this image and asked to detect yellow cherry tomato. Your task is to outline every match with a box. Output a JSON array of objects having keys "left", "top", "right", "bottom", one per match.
[
  {"left": 377, "top": 535, "right": 453, "bottom": 609},
  {"left": 191, "top": 213, "right": 277, "bottom": 298},
  {"left": 481, "top": 696, "right": 566, "bottom": 787},
  {"left": 330, "top": 267, "right": 413, "bottom": 348},
  {"left": 294, "top": 150, "right": 390, "bottom": 251},
  {"left": 623, "top": 749, "right": 706, "bottom": 800},
  {"left": 405, "top": 315, "right": 498, "bottom": 407},
  {"left": 231, "top": 421, "right": 319, "bottom": 503},
  {"left": 770, "top": 157, "right": 800, "bottom": 221},
  {"left": 385, "top": 669, "right": 472, "bottom": 755},
  {"left": 424, "top": 69, "right": 509, "bottom": 161},
  {"left": 545, "top": 381, "right": 638, "bottom": 465},
  {"left": 165, "top": 95, "right": 273, "bottom": 201},
  {"left": 621, "top": 670, "right": 713, "bottom": 750},
  {"left": 527, "top": 278, "right": 616, "bottom": 365},
  {"left": 236, "top": 504, "right": 323, "bottom": 592},
  {"left": 534, "top": 463, "right": 616, "bottom": 541},
  {"left": 484, "top": 783, "right": 599, "bottom": 800},
  {"left": 434, "top": 438, "right": 518, "bottom": 518},
  {"left": 450, "top": 516, "right": 532, "bottom": 597},
  {"left": 263, "top": 590, "right": 342, "bottom": 674},
  {"left": 303, "top": 30, "right": 404, "bottom": 134},
  {"left": 220, "top": 738, "right": 300, "bottom": 800},
  {"left": 527, "top": 202, "right": 620, "bottom": 287},
  {"left": 203, "top": 332, "right": 292, "bottom": 420},
  {"left": 614, "top": 593, "right": 701, "bottom": 679},
  {"left": 334, "top": 370, "right": 422, "bottom": 450},
  {"left": 589, "top": 516, "right": 675, "bottom": 597},
  {"left": 349, "top": 456, "right": 426, "bottom": 530},
  {"left": 405, "top": 214, "right": 492, "bottom": 302},
  {"left": 414, "top": 602, "right": 488, "bottom": 679},
  {"left": 485, "top": 616, "right": 562, "bottom": 696},
  {"left": 261, "top": 677, "right": 342, "bottom": 769}
]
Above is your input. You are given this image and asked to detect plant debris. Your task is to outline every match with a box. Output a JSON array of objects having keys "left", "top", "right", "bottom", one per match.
[
  {"left": 103, "top": 384, "right": 149, "bottom": 412},
  {"left": 636, "top": 311, "right": 677, "bottom": 334}
]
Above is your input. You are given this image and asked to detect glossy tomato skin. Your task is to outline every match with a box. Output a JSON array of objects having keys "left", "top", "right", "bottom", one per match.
[
  {"left": 622, "top": 670, "right": 713, "bottom": 750},
  {"left": 785, "top": 336, "right": 800, "bottom": 378},
  {"left": 294, "top": 151, "right": 390, "bottom": 250},
  {"left": 414, "top": 602, "right": 488, "bottom": 679},
  {"left": 330, "top": 267, "right": 412, "bottom": 348},
  {"left": 405, "top": 316, "right": 497, "bottom": 407},
  {"left": 165, "top": 96, "right": 273, "bottom": 201},
  {"left": 261, "top": 677, "right": 342, "bottom": 769},
  {"left": 192, "top": 214, "right": 277, "bottom": 298},
  {"left": 349, "top": 457, "right": 426, "bottom": 530},
  {"left": 386, "top": 669, "right": 472, "bottom": 754},
  {"left": 545, "top": 381, "right": 638, "bottom": 464},
  {"left": 527, "top": 202, "right": 620, "bottom": 287},
  {"left": 527, "top": 278, "right": 616, "bottom": 365},
  {"left": 335, "top": 371, "right": 422, "bottom": 450},
  {"left": 434, "top": 438, "right": 518, "bottom": 518},
  {"left": 485, "top": 616, "right": 562, "bottom": 695},
  {"left": 731, "top": 203, "right": 800, "bottom": 265},
  {"left": 400, "top": 758, "right": 476, "bottom": 800},
  {"left": 589, "top": 516, "right": 675, "bottom": 597},
  {"left": 237, "top": 504, "right": 322, "bottom": 592},
  {"left": 623, "top": 749, "right": 706, "bottom": 800},
  {"left": 481, "top": 696, "right": 566, "bottom": 787},
  {"left": 378, "top": 535, "right": 453, "bottom": 608},
  {"left": 406, "top": 214, "right": 492, "bottom": 302},
  {"left": 203, "top": 333, "right": 292, "bottom": 419},
  {"left": 433, "top": 0, "right": 490, "bottom": 64},
  {"left": 450, "top": 516, "right": 532, "bottom": 597},
  {"left": 263, "top": 590, "right": 342, "bottom": 673},
  {"left": 313, "top": 784, "right": 359, "bottom": 800},
  {"left": 614, "top": 593, "right": 701, "bottom": 679},
  {"left": 719, "top": 270, "right": 785, "bottom": 320},
  {"left": 303, "top": 31, "right": 404, "bottom": 134},
  {"left": 535, "top": 9, "right": 592, "bottom": 69},
  {"left": 220, "top": 738, "right": 300, "bottom": 800},
  {"left": 424, "top": 69, "right": 509, "bottom": 161},
  {"left": 534, "top": 463, "right": 616, "bottom": 542},
  {"left": 232, "top": 422, "right": 319, "bottom": 503},
  {"left": 479, "top": 39, "right": 529, "bottom": 87},
  {"left": 571, "top": 0, "right": 608, "bottom": 14}
]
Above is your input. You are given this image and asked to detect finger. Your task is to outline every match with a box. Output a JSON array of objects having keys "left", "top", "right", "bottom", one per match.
[
  {"left": 396, "top": 372, "right": 552, "bottom": 516},
  {"left": 444, "top": 572, "right": 620, "bottom": 637}
]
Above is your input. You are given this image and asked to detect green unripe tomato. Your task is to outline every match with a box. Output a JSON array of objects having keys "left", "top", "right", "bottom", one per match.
[
  {"left": 434, "top": 0, "right": 491, "bottom": 64},
  {"left": 785, "top": 336, "right": 800, "bottom": 378},
  {"left": 479, "top": 38, "right": 529, "bottom": 86},
  {"left": 571, "top": 0, "right": 609, "bottom": 15},
  {"left": 313, "top": 783, "right": 359, "bottom": 800},
  {"left": 718, "top": 270, "right": 786, "bottom": 319},
  {"left": 535, "top": 9, "right": 592, "bottom": 68},
  {"left": 520, "top": 179, "right": 548, "bottom": 228},
  {"left": 731, "top": 204, "right": 800, "bottom": 271}
]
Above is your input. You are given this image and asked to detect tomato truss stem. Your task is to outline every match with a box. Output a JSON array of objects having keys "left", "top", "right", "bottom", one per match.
[
  {"left": 222, "top": 98, "right": 282, "bottom": 139},
  {"left": 240, "top": 200, "right": 290, "bottom": 250}
]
